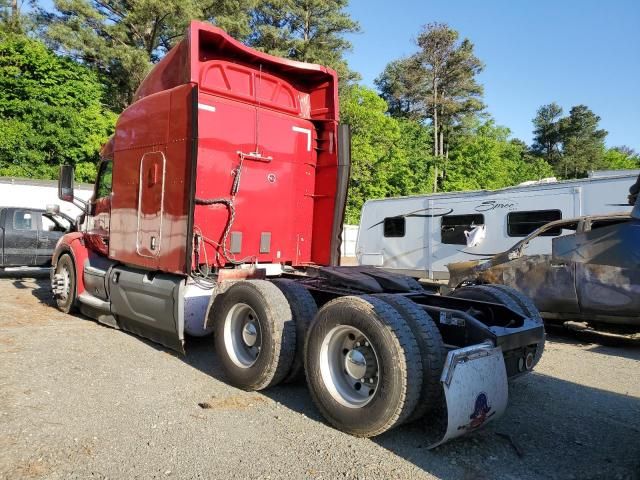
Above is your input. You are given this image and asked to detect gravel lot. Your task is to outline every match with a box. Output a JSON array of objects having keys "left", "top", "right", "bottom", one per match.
[{"left": 0, "top": 271, "right": 639, "bottom": 480}]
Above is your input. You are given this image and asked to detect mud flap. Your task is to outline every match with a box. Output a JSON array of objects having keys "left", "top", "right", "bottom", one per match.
[{"left": 427, "top": 342, "right": 508, "bottom": 449}]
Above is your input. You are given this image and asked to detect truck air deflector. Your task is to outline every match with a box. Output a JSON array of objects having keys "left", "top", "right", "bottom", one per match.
[{"left": 332, "top": 124, "right": 351, "bottom": 266}]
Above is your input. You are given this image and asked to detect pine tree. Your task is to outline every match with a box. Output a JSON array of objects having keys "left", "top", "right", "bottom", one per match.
[
  {"left": 557, "top": 105, "right": 607, "bottom": 178},
  {"left": 531, "top": 102, "right": 563, "bottom": 166},
  {"left": 38, "top": 0, "right": 251, "bottom": 110},
  {"left": 376, "top": 23, "right": 484, "bottom": 191},
  {"left": 248, "top": 0, "right": 360, "bottom": 85}
]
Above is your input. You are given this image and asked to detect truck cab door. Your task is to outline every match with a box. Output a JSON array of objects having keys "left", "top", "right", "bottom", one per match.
[
  {"left": 485, "top": 222, "right": 581, "bottom": 314},
  {"left": 3, "top": 209, "right": 38, "bottom": 266}
]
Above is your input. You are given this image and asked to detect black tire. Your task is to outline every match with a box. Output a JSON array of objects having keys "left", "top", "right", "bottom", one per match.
[
  {"left": 53, "top": 253, "right": 77, "bottom": 314},
  {"left": 449, "top": 285, "right": 545, "bottom": 371},
  {"left": 304, "top": 295, "right": 423, "bottom": 437},
  {"left": 270, "top": 279, "right": 318, "bottom": 383},
  {"left": 477, "top": 284, "right": 545, "bottom": 368},
  {"left": 373, "top": 293, "right": 446, "bottom": 422},
  {"left": 212, "top": 280, "right": 296, "bottom": 391}
]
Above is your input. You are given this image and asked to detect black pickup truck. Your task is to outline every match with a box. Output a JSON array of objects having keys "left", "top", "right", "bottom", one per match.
[{"left": 0, "top": 206, "right": 73, "bottom": 268}]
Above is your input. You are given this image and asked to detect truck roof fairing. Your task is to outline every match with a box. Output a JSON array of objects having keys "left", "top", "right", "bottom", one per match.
[{"left": 133, "top": 21, "right": 339, "bottom": 121}]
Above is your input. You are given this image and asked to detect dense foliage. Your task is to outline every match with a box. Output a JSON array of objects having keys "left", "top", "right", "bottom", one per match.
[
  {"left": 0, "top": 4, "right": 637, "bottom": 221},
  {"left": 340, "top": 85, "right": 434, "bottom": 223},
  {"left": 0, "top": 31, "right": 116, "bottom": 181}
]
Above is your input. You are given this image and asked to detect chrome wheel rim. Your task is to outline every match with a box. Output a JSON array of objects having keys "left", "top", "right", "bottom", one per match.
[
  {"left": 319, "top": 325, "right": 380, "bottom": 408},
  {"left": 223, "top": 303, "right": 262, "bottom": 368},
  {"left": 53, "top": 264, "right": 71, "bottom": 301}
]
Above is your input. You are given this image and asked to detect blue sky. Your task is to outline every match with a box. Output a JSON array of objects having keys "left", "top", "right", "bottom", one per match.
[
  {"left": 35, "top": 0, "right": 639, "bottom": 150},
  {"left": 344, "top": 0, "right": 640, "bottom": 150}
]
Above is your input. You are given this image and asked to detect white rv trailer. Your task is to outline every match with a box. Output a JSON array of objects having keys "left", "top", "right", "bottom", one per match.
[{"left": 356, "top": 170, "right": 639, "bottom": 280}]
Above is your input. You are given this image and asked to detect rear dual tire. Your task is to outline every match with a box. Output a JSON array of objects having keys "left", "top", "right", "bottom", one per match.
[
  {"left": 213, "top": 282, "right": 443, "bottom": 437},
  {"left": 271, "top": 279, "right": 318, "bottom": 383},
  {"left": 305, "top": 295, "right": 423, "bottom": 437},
  {"left": 212, "top": 280, "right": 296, "bottom": 391},
  {"left": 449, "top": 284, "right": 545, "bottom": 370},
  {"left": 373, "top": 293, "right": 446, "bottom": 422}
]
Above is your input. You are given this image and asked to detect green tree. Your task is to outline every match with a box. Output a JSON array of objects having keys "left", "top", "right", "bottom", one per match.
[
  {"left": 248, "top": 0, "right": 360, "bottom": 85},
  {"left": 1, "top": 0, "right": 19, "bottom": 32},
  {"left": 340, "top": 85, "right": 434, "bottom": 223},
  {"left": 0, "top": 32, "right": 116, "bottom": 181},
  {"left": 376, "top": 23, "right": 484, "bottom": 191},
  {"left": 341, "top": 85, "right": 400, "bottom": 223},
  {"left": 375, "top": 56, "right": 427, "bottom": 120},
  {"left": 602, "top": 146, "right": 640, "bottom": 170},
  {"left": 557, "top": 105, "right": 607, "bottom": 178},
  {"left": 39, "top": 0, "right": 251, "bottom": 110},
  {"left": 531, "top": 102, "right": 563, "bottom": 166},
  {"left": 443, "top": 120, "right": 554, "bottom": 192}
]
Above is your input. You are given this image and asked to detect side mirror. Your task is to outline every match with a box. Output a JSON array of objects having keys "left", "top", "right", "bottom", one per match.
[
  {"left": 46, "top": 204, "right": 61, "bottom": 215},
  {"left": 59, "top": 165, "right": 75, "bottom": 202}
]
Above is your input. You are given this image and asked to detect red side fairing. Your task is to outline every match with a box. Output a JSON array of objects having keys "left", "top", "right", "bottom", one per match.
[
  {"left": 108, "top": 83, "right": 196, "bottom": 274},
  {"left": 105, "top": 21, "right": 341, "bottom": 274}
]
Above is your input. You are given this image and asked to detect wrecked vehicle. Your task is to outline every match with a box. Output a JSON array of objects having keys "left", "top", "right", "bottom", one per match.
[{"left": 448, "top": 194, "right": 640, "bottom": 337}]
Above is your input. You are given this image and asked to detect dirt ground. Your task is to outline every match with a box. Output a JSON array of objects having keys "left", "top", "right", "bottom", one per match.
[{"left": 0, "top": 270, "right": 638, "bottom": 480}]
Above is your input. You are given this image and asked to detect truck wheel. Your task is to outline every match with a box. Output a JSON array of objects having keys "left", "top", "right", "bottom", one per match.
[
  {"left": 271, "top": 279, "right": 317, "bottom": 383},
  {"left": 305, "top": 295, "right": 422, "bottom": 437},
  {"left": 373, "top": 293, "right": 446, "bottom": 422},
  {"left": 476, "top": 284, "right": 545, "bottom": 368},
  {"left": 449, "top": 285, "right": 545, "bottom": 371},
  {"left": 212, "top": 280, "right": 296, "bottom": 391},
  {"left": 52, "top": 253, "right": 77, "bottom": 313}
]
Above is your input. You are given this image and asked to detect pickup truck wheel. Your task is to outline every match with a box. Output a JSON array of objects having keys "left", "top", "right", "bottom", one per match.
[
  {"left": 213, "top": 280, "right": 296, "bottom": 391},
  {"left": 305, "top": 295, "right": 422, "bottom": 437},
  {"left": 373, "top": 293, "right": 446, "bottom": 422},
  {"left": 271, "top": 279, "right": 317, "bottom": 383},
  {"left": 449, "top": 285, "right": 545, "bottom": 372},
  {"left": 476, "top": 284, "right": 545, "bottom": 368},
  {"left": 52, "top": 254, "right": 77, "bottom": 313}
]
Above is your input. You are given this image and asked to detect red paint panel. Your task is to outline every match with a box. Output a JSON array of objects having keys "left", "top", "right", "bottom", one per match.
[
  {"left": 109, "top": 83, "right": 195, "bottom": 274},
  {"left": 53, "top": 232, "right": 88, "bottom": 296},
  {"left": 97, "top": 21, "right": 342, "bottom": 274},
  {"left": 193, "top": 91, "right": 315, "bottom": 267},
  {"left": 85, "top": 195, "right": 111, "bottom": 257},
  {"left": 199, "top": 61, "right": 300, "bottom": 116}
]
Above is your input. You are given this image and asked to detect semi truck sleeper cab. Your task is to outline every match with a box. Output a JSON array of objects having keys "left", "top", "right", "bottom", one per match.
[{"left": 51, "top": 21, "right": 544, "bottom": 447}]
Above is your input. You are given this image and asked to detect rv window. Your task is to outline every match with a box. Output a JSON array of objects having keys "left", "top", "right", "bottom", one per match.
[
  {"left": 383, "top": 217, "right": 405, "bottom": 237},
  {"left": 441, "top": 214, "right": 485, "bottom": 245},
  {"left": 507, "top": 210, "right": 562, "bottom": 237}
]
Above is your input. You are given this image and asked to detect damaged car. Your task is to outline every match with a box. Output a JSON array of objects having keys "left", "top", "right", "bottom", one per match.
[{"left": 447, "top": 201, "right": 640, "bottom": 338}]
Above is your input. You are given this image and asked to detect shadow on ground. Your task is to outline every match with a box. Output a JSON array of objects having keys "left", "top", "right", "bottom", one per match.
[{"left": 546, "top": 326, "right": 640, "bottom": 360}]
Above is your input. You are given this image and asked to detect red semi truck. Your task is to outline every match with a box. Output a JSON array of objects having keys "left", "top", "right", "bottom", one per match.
[{"left": 51, "top": 21, "right": 544, "bottom": 446}]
